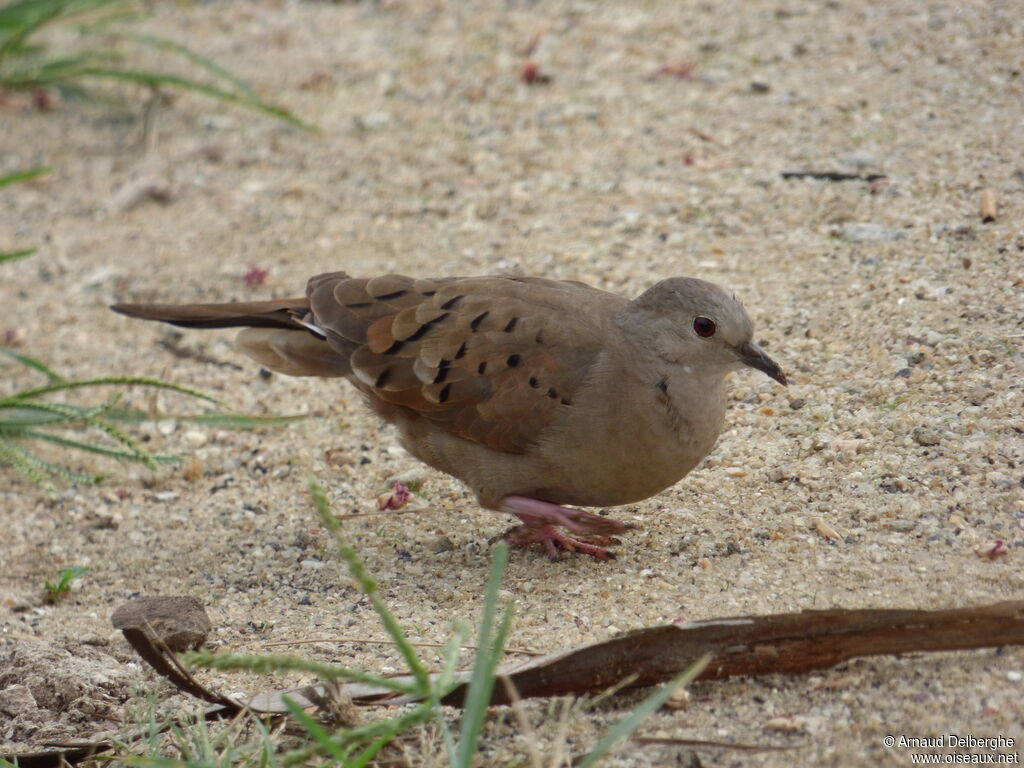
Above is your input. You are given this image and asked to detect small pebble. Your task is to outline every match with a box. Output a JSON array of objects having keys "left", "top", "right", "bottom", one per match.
[
  {"left": 182, "top": 429, "right": 208, "bottom": 448},
  {"left": 888, "top": 519, "right": 917, "bottom": 532},
  {"left": 762, "top": 715, "right": 809, "bottom": 733},
  {"left": 836, "top": 222, "right": 906, "bottom": 242},
  {"left": 912, "top": 427, "right": 940, "bottom": 446}
]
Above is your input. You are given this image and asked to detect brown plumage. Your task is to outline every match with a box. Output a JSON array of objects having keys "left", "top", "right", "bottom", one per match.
[{"left": 112, "top": 271, "right": 786, "bottom": 560}]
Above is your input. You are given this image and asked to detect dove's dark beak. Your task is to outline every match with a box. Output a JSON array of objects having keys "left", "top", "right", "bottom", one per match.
[{"left": 736, "top": 342, "right": 787, "bottom": 386}]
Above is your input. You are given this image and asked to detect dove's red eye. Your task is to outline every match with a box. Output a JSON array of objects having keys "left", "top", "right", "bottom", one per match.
[{"left": 693, "top": 316, "right": 716, "bottom": 338}]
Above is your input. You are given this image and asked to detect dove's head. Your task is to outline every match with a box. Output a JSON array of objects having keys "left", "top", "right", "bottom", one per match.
[{"left": 624, "top": 277, "right": 787, "bottom": 386}]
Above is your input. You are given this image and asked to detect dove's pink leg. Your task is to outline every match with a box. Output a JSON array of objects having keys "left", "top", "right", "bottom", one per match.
[{"left": 499, "top": 496, "right": 629, "bottom": 561}]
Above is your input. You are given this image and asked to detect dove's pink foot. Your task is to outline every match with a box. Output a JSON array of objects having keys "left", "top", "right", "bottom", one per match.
[{"left": 499, "top": 495, "right": 629, "bottom": 561}]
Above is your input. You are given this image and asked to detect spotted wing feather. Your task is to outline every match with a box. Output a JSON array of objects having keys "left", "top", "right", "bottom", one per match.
[{"left": 307, "top": 273, "right": 610, "bottom": 454}]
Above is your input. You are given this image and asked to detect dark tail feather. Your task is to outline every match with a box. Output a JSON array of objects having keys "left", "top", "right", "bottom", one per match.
[{"left": 110, "top": 298, "right": 311, "bottom": 330}]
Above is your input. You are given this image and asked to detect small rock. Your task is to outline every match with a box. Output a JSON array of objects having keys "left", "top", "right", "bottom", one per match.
[
  {"left": 788, "top": 398, "right": 806, "bottom": 410},
  {"left": 663, "top": 687, "right": 691, "bottom": 710},
  {"left": 763, "top": 715, "right": 809, "bottom": 733},
  {"left": 433, "top": 536, "right": 456, "bottom": 554},
  {"left": 0, "top": 684, "right": 37, "bottom": 717},
  {"left": 1007, "top": 671, "right": 1022, "bottom": 683},
  {"left": 750, "top": 80, "right": 771, "bottom": 93},
  {"left": 111, "top": 596, "right": 212, "bottom": 652},
  {"left": 888, "top": 519, "right": 917, "bottom": 532},
  {"left": 182, "top": 429, "right": 208, "bottom": 448},
  {"left": 841, "top": 151, "right": 878, "bottom": 169},
  {"left": 324, "top": 448, "right": 352, "bottom": 467},
  {"left": 835, "top": 439, "right": 866, "bottom": 455},
  {"left": 836, "top": 222, "right": 906, "bottom": 242},
  {"left": 300, "top": 558, "right": 326, "bottom": 569},
  {"left": 912, "top": 427, "right": 940, "bottom": 446},
  {"left": 153, "top": 490, "right": 179, "bottom": 502}
]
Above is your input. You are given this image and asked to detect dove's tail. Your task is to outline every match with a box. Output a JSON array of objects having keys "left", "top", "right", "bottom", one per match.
[
  {"left": 110, "top": 298, "right": 310, "bottom": 330},
  {"left": 111, "top": 298, "right": 351, "bottom": 377}
]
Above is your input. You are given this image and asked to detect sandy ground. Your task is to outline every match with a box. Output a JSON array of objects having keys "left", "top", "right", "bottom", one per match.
[{"left": 1, "top": 0, "right": 1023, "bottom": 764}]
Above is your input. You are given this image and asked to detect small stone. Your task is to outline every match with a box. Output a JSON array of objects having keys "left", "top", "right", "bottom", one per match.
[
  {"left": 1007, "top": 671, "right": 1022, "bottom": 683},
  {"left": 300, "top": 558, "right": 326, "bottom": 569},
  {"left": 763, "top": 715, "right": 809, "bottom": 733},
  {"left": 835, "top": 439, "right": 866, "bottom": 455},
  {"left": 836, "top": 222, "right": 906, "bottom": 242},
  {"left": 111, "top": 596, "right": 212, "bottom": 652},
  {"left": 788, "top": 398, "right": 807, "bottom": 410},
  {"left": 724, "top": 467, "right": 747, "bottom": 477},
  {"left": 912, "top": 427, "right": 940, "bottom": 446},
  {"left": 0, "top": 684, "right": 37, "bottom": 717},
  {"left": 750, "top": 80, "right": 771, "bottom": 93},
  {"left": 153, "top": 490, "right": 179, "bottom": 502},
  {"left": 182, "top": 429, "right": 208, "bottom": 448},
  {"left": 663, "top": 687, "right": 691, "bottom": 710},
  {"left": 888, "top": 519, "right": 917, "bottom": 532},
  {"left": 324, "top": 448, "right": 352, "bottom": 467},
  {"left": 841, "top": 151, "right": 878, "bottom": 169},
  {"left": 432, "top": 536, "right": 456, "bottom": 554}
]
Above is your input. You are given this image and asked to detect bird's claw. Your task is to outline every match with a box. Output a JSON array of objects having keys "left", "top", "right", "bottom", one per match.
[{"left": 499, "top": 524, "right": 621, "bottom": 561}]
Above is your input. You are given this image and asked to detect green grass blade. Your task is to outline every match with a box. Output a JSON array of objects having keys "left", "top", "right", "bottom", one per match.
[
  {"left": 0, "top": 166, "right": 50, "bottom": 187},
  {"left": 0, "top": 376, "right": 219, "bottom": 405},
  {"left": 104, "top": 30, "right": 257, "bottom": 98},
  {"left": 576, "top": 654, "right": 712, "bottom": 768},
  {"left": 282, "top": 703, "right": 434, "bottom": 768},
  {"left": 0, "top": 248, "right": 35, "bottom": 263},
  {"left": 7, "top": 49, "right": 120, "bottom": 86},
  {"left": 281, "top": 696, "right": 348, "bottom": 762},
  {"left": 0, "top": 0, "right": 66, "bottom": 61},
  {"left": 78, "top": 67, "right": 317, "bottom": 132},
  {"left": 455, "top": 540, "right": 511, "bottom": 768},
  {"left": 23, "top": 429, "right": 178, "bottom": 463},
  {"left": 186, "top": 650, "right": 419, "bottom": 695},
  {"left": 0, "top": 435, "right": 102, "bottom": 486},
  {"left": 309, "top": 479, "right": 432, "bottom": 692},
  {"left": 0, "top": 435, "right": 55, "bottom": 487},
  {"left": 347, "top": 731, "right": 398, "bottom": 768},
  {"left": 0, "top": 348, "right": 64, "bottom": 381},
  {"left": 179, "top": 412, "right": 306, "bottom": 429}
]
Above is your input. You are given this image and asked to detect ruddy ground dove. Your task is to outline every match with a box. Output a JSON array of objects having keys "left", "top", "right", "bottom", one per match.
[{"left": 113, "top": 272, "right": 786, "bottom": 560}]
